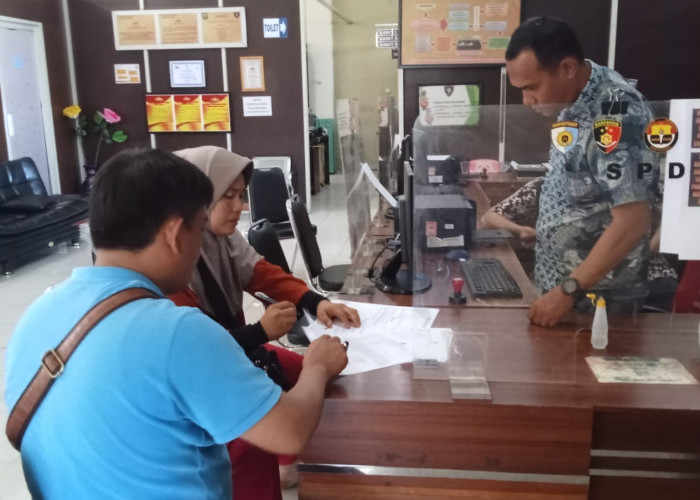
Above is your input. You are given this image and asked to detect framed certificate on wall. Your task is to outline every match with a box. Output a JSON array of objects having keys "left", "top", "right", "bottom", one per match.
[
  {"left": 113, "top": 7, "right": 247, "bottom": 50},
  {"left": 240, "top": 56, "right": 265, "bottom": 92},
  {"left": 169, "top": 60, "right": 206, "bottom": 88}
]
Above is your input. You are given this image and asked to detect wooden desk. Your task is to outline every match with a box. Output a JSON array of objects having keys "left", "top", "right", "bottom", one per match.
[{"left": 300, "top": 310, "right": 700, "bottom": 499}]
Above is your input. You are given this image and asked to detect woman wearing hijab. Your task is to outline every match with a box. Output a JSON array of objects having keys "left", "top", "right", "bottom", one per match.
[{"left": 169, "top": 146, "right": 360, "bottom": 500}]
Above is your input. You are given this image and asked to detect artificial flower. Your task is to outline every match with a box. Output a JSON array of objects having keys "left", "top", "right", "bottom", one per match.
[
  {"left": 98, "top": 108, "right": 121, "bottom": 124},
  {"left": 62, "top": 105, "right": 82, "bottom": 119},
  {"left": 62, "top": 104, "right": 128, "bottom": 167}
]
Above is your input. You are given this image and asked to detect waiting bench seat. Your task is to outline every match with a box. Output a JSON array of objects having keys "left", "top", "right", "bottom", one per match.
[{"left": 0, "top": 157, "right": 88, "bottom": 274}]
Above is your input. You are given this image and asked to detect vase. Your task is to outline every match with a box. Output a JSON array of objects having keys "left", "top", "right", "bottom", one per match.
[{"left": 81, "top": 164, "right": 97, "bottom": 195}]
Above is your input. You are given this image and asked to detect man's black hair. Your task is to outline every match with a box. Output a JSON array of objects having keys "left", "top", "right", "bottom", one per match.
[
  {"left": 505, "top": 16, "right": 584, "bottom": 69},
  {"left": 90, "top": 148, "right": 213, "bottom": 250}
]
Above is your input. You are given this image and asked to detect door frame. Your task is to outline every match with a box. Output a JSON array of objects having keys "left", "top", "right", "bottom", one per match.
[{"left": 0, "top": 15, "right": 60, "bottom": 194}]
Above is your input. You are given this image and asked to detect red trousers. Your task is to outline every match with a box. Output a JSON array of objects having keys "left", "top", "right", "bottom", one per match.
[{"left": 227, "top": 344, "right": 303, "bottom": 500}]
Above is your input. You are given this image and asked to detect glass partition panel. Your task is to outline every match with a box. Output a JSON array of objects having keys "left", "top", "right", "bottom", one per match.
[{"left": 402, "top": 100, "right": 688, "bottom": 384}]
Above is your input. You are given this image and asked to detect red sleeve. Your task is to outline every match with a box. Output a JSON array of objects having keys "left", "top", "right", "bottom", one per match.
[
  {"left": 245, "top": 259, "right": 310, "bottom": 305},
  {"left": 168, "top": 288, "right": 201, "bottom": 308}
]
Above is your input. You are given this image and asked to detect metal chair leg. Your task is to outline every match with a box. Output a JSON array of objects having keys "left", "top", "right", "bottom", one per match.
[{"left": 290, "top": 242, "right": 298, "bottom": 275}]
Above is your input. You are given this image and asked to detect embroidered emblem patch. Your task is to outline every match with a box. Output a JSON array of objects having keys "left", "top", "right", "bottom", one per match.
[
  {"left": 593, "top": 119, "right": 622, "bottom": 154},
  {"left": 551, "top": 121, "right": 579, "bottom": 153},
  {"left": 643, "top": 118, "right": 678, "bottom": 153}
]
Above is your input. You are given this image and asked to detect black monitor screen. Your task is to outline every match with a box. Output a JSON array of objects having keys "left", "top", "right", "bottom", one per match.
[{"left": 375, "top": 161, "right": 431, "bottom": 295}]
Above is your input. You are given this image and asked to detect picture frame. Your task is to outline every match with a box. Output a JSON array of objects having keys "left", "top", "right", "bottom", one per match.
[
  {"left": 399, "top": 0, "right": 521, "bottom": 67},
  {"left": 113, "top": 7, "right": 247, "bottom": 50},
  {"left": 417, "top": 84, "right": 481, "bottom": 126},
  {"left": 145, "top": 93, "right": 231, "bottom": 132},
  {"left": 239, "top": 56, "right": 266, "bottom": 92},
  {"left": 169, "top": 60, "right": 206, "bottom": 88}
]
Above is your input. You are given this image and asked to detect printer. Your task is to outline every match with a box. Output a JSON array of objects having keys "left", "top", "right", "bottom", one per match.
[
  {"left": 414, "top": 155, "right": 465, "bottom": 186},
  {"left": 414, "top": 194, "right": 477, "bottom": 250}
]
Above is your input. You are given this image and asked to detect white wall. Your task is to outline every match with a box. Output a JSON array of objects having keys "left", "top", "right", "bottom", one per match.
[{"left": 305, "top": 0, "right": 334, "bottom": 119}]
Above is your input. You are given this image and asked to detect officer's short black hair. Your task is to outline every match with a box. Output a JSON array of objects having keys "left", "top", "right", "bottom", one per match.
[{"left": 506, "top": 16, "right": 584, "bottom": 70}]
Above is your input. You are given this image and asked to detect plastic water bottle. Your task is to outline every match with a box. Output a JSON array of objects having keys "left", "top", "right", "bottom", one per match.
[{"left": 586, "top": 293, "right": 608, "bottom": 350}]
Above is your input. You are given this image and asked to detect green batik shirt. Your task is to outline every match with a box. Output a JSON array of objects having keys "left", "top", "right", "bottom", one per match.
[{"left": 535, "top": 61, "right": 659, "bottom": 299}]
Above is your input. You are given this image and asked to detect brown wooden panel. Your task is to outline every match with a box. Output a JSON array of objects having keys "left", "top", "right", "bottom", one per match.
[
  {"left": 223, "top": 0, "right": 307, "bottom": 199},
  {"left": 300, "top": 473, "right": 588, "bottom": 500},
  {"left": 155, "top": 133, "right": 227, "bottom": 153},
  {"left": 320, "top": 310, "right": 700, "bottom": 411},
  {"left": 589, "top": 476, "right": 700, "bottom": 500},
  {"left": 70, "top": 0, "right": 151, "bottom": 168},
  {"left": 616, "top": 0, "right": 700, "bottom": 100},
  {"left": 517, "top": 0, "right": 610, "bottom": 66},
  {"left": 303, "top": 400, "right": 592, "bottom": 476},
  {"left": 68, "top": 0, "right": 307, "bottom": 198},
  {"left": 593, "top": 411, "right": 700, "bottom": 453}
]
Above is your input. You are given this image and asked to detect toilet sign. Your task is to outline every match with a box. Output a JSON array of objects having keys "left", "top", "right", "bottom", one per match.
[{"left": 263, "top": 18, "right": 288, "bottom": 38}]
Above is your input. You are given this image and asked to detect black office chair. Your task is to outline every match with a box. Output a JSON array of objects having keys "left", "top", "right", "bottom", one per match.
[
  {"left": 286, "top": 194, "right": 350, "bottom": 293},
  {"left": 248, "top": 167, "right": 294, "bottom": 239},
  {"left": 247, "top": 218, "right": 291, "bottom": 273}
]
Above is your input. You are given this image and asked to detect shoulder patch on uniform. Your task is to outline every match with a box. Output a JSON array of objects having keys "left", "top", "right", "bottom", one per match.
[
  {"left": 593, "top": 119, "right": 622, "bottom": 154},
  {"left": 643, "top": 118, "right": 678, "bottom": 153},
  {"left": 551, "top": 121, "right": 579, "bottom": 153}
]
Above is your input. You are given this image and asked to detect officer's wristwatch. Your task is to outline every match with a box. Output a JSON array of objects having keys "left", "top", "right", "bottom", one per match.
[{"left": 561, "top": 277, "right": 582, "bottom": 296}]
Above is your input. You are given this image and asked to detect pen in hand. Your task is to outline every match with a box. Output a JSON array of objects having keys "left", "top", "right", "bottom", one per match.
[{"left": 254, "top": 291, "right": 278, "bottom": 305}]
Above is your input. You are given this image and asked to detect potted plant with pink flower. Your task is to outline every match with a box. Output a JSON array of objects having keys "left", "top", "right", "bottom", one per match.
[{"left": 62, "top": 105, "right": 128, "bottom": 194}]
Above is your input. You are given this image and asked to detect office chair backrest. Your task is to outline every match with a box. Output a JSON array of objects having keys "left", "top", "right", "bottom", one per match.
[
  {"left": 248, "top": 167, "right": 290, "bottom": 225},
  {"left": 253, "top": 156, "right": 292, "bottom": 192},
  {"left": 287, "top": 194, "right": 324, "bottom": 279},
  {"left": 247, "top": 219, "right": 291, "bottom": 274}
]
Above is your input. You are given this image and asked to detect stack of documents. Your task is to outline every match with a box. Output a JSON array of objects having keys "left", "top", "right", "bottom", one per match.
[{"left": 303, "top": 300, "right": 442, "bottom": 375}]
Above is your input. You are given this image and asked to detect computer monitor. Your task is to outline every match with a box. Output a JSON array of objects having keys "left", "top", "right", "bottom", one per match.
[
  {"left": 394, "top": 135, "right": 412, "bottom": 197},
  {"left": 375, "top": 161, "right": 432, "bottom": 295}
]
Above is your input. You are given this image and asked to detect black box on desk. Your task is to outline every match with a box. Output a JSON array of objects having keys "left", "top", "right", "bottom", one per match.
[
  {"left": 414, "top": 194, "right": 476, "bottom": 250},
  {"left": 415, "top": 156, "right": 465, "bottom": 185}
]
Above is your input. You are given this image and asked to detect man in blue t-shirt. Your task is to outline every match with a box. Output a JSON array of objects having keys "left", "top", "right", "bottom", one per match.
[
  {"left": 505, "top": 17, "right": 659, "bottom": 327},
  {"left": 4, "top": 149, "right": 348, "bottom": 499}
]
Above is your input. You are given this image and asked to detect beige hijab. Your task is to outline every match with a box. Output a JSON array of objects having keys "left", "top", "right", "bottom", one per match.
[{"left": 174, "top": 146, "right": 258, "bottom": 319}]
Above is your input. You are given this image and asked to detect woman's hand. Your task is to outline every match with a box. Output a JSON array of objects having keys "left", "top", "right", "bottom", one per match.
[
  {"left": 260, "top": 301, "right": 297, "bottom": 340},
  {"left": 316, "top": 301, "right": 361, "bottom": 328}
]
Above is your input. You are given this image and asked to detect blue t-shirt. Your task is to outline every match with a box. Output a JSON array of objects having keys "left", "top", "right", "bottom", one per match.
[{"left": 4, "top": 267, "right": 282, "bottom": 499}]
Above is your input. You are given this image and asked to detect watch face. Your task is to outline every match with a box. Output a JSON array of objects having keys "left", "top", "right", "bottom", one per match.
[{"left": 562, "top": 278, "right": 579, "bottom": 295}]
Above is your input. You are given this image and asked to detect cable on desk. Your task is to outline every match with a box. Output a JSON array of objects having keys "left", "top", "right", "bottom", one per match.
[{"left": 367, "top": 237, "right": 398, "bottom": 283}]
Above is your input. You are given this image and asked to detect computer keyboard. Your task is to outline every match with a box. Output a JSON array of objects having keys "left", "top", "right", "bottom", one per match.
[{"left": 460, "top": 258, "right": 522, "bottom": 298}]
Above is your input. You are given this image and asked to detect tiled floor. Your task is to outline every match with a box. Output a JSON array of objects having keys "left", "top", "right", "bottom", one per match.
[{"left": 0, "top": 173, "right": 360, "bottom": 499}]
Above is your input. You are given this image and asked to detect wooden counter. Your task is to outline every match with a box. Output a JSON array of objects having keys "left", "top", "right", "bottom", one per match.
[{"left": 300, "top": 308, "right": 700, "bottom": 499}]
